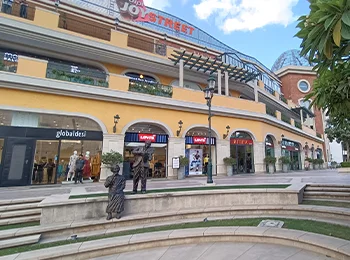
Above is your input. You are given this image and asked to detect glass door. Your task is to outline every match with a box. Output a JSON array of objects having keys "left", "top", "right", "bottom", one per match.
[{"left": 0, "top": 139, "right": 4, "bottom": 178}]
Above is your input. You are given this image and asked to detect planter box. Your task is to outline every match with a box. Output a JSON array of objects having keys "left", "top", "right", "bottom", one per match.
[
  {"left": 227, "top": 165, "right": 233, "bottom": 176},
  {"left": 178, "top": 167, "right": 185, "bottom": 180},
  {"left": 268, "top": 164, "right": 274, "bottom": 174},
  {"left": 282, "top": 164, "right": 288, "bottom": 173}
]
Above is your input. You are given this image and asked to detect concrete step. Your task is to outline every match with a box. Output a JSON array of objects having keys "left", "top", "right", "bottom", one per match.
[
  {"left": 0, "top": 203, "right": 40, "bottom": 213},
  {"left": 305, "top": 187, "right": 350, "bottom": 192},
  {"left": 306, "top": 184, "right": 350, "bottom": 188},
  {"left": 0, "top": 209, "right": 41, "bottom": 219},
  {"left": 304, "top": 191, "right": 350, "bottom": 200},
  {"left": 303, "top": 198, "right": 350, "bottom": 203},
  {"left": 0, "top": 197, "right": 44, "bottom": 207},
  {"left": 0, "top": 234, "right": 41, "bottom": 250},
  {"left": 0, "top": 215, "right": 40, "bottom": 226}
]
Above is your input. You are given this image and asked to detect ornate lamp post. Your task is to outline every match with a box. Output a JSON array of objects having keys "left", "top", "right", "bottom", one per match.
[
  {"left": 203, "top": 76, "right": 216, "bottom": 184},
  {"left": 113, "top": 114, "right": 120, "bottom": 133}
]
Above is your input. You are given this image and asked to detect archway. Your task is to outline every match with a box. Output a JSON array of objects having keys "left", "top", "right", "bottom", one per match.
[
  {"left": 230, "top": 131, "right": 255, "bottom": 174},
  {"left": 123, "top": 122, "right": 170, "bottom": 180},
  {"left": 183, "top": 126, "right": 218, "bottom": 177},
  {"left": 265, "top": 135, "right": 276, "bottom": 173},
  {"left": 281, "top": 139, "right": 302, "bottom": 171}
]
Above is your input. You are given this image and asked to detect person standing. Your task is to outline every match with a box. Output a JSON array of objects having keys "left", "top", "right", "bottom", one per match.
[
  {"left": 74, "top": 154, "right": 85, "bottom": 184},
  {"left": 46, "top": 159, "right": 55, "bottom": 184},
  {"left": 1, "top": 0, "right": 14, "bottom": 14},
  {"left": 18, "top": 0, "right": 27, "bottom": 18}
]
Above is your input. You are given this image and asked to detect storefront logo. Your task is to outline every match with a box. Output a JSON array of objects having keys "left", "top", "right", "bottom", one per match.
[
  {"left": 56, "top": 130, "right": 87, "bottom": 139},
  {"left": 118, "top": 0, "right": 195, "bottom": 35},
  {"left": 138, "top": 133, "right": 156, "bottom": 142},
  {"left": 193, "top": 137, "right": 207, "bottom": 145},
  {"left": 230, "top": 139, "right": 253, "bottom": 145}
]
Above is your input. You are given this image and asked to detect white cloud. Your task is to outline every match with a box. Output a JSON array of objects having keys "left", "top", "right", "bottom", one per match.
[
  {"left": 144, "top": 0, "right": 171, "bottom": 10},
  {"left": 193, "top": 0, "right": 299, "bottom": 33}
]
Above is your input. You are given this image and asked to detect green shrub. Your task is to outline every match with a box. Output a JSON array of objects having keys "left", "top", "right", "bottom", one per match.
[
  {"left": 223, "top": 157, "right": 236, "bottom": 166},
  {"left": 279, "top": 156, "right": 290, "bottom": 164},
  {"left": 264, "top": 156, "right": 277, "bottom": 164},
  {"left": 305, "top": 157, "right": 313, "bottom": 162},
  {"left": 341, "top": 162, "right": 350, "bottom": 168},
  {"left": 101, "top": 150, "right": 123, "bottom": 167},
  {"left": 179, "top": 156, "right": 189, "bottom": 167}
]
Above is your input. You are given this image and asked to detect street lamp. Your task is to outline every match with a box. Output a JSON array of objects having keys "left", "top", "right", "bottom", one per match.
[
  {"left": 203, "top": 75, "right": 216, "bottom": 184},
  {"left": 113, "top": 114, "right": 120, "bottom": 133}
]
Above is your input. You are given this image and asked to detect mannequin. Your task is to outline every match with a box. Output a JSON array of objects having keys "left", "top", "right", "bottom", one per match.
[
  {"left": 67, "top": 151, "right": 78, "bottom": 181},
  {"left": 83, "top": 151, "right": 92, "bottom": 180}
]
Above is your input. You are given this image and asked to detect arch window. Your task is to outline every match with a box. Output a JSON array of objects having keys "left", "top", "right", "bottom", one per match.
[
  {"left": 125, "top": 72, "right": 158, "bottom": 84},
  {"left": 265, "top": 136, "right": 274, "bottom": 157}
]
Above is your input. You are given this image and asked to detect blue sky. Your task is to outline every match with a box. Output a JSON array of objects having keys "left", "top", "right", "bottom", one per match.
[{"left": 144, "top": 0, "right": 310, "bottom": 70}]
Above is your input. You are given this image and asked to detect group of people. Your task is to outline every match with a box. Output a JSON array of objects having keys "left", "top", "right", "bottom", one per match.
[
  {"left": 32, "top": 159, "right": 55, "bottom": 184},
  {"left": 1, "top": 0, "right": 28, "bottom": 18}
]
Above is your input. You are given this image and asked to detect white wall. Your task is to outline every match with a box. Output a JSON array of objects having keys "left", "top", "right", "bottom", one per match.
[{"left": 329, "top": 141, "right": 343, "bottom": 163}]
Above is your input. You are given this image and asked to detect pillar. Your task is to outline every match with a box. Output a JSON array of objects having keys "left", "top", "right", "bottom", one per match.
[
  {"left": 99, "top": 134, "right": 125, "bottom": 181},
  {"left": 217, "top": 70, "right": 222, "bottom": 95},
  {"left": 253, "top": 142, "right": 265, "bottom": 174},
  {"left": 254, "top": 80, "right": 259, "bottom": 102},
  {"left": 167, "top": 137, "right": 185, "bottom": 179},
  {"left": 275, "top": 145, "right": 282, "bottom": 172},
  {"left": 216, "top": 139, "right": 230, "bottom": 176},
  {"left": 179, "top": 59, "right": 184, "bottom": 87},
  {"left": 224, "top": 71, "right": 229, "bottom": 96},
  {"left": 300, "top": 109, "right": 304, "bottom": 125}
]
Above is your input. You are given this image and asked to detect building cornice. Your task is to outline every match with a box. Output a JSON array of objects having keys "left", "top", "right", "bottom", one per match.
[
  {"left": 275, "top": 66, "right": 317, "bottom": 77},
  {"left": 0, "top": 72, "right": 324, "bottom": 143}
]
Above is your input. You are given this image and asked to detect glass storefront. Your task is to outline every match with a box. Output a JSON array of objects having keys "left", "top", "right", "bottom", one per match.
[
  {"left": 281, "top": 139, "right": 301, "bottom": 170},
  {"left": 265, "top": 136, "right": 275, "bottom": 173},
  {"left": 230, "top": 132, "right": 254, "bottom": 173}
]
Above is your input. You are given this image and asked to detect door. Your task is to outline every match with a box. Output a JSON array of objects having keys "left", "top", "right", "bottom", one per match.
[
  {"left": 0, "top": 138, "right": 35, "bottom": 187},
  {"left": 237, "top": 146, "right": 246, "bottom": 173}
]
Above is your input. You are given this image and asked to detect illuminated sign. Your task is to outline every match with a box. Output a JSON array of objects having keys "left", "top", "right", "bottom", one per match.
[
  {"left": 230, "top": 139, "right": 254, "bottom": 145},
  {"left": 118, "top": 0, "right": 195, "bottom": 35},
  {"left": 138, "top": 133, "right": 156, "bottom": 142},
  {"left": 193, "top": 137, "right": 207, "bottom": 145}
]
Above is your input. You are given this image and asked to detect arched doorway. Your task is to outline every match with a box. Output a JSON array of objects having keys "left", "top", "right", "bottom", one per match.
[
  {"left": 230, "top": 131, "right": 254, "bottom": 174},
  {"left": 281, "top": 139, "right": 301, "bottom": 170},
  {"left": 265, "top": 135, "right": 275, "bottom": 173},
  {"left": 184, "top": 127, "right": 217, "bottom": 177},
  {"left": 123, "top": 123, "right": 169, "bottom": 180}
]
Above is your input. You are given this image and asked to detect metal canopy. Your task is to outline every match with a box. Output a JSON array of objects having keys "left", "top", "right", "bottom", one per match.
[{"left": 170, "top": 50, "right": 260, "bottom": 83}]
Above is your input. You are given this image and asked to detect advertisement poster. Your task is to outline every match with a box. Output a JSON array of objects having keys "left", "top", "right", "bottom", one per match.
[{"left": 189, "top": 149, "right": 203, "bottom": 175}]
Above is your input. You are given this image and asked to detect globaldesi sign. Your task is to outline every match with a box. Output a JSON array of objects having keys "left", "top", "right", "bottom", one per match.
[{"left": 118, "top": 0, "right": 195, "bottom": 35}]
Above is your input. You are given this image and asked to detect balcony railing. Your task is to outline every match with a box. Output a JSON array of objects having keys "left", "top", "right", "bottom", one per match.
[
  {"left": 295, "top": 121, "right": 302, "bottom": 130},
  {"left": 46, "top": 61, "right": 108, "bottom": 87},
  {"left": 280, "top": 95, "right": 288, "bottom": 104},
  {"left": 264, "top": 84, "right": 275, "bottom": 95},
  {"left": 1, "top": 2, "right": 35, "bottom": 20},
  {"left": 266, "top": 107, "right": 277, "bottom": 118},
  {"left": 127, "top": 35, "right": 167, "bottom": 56},
  {"left": 128, "top": 79, "right": 173, "bottom": 98},
  {"left": 0, "top": 51, "right": 18, "bottom": 73},
  {"left": 281, "top": 113, "right": 291, "bottom": 124}
]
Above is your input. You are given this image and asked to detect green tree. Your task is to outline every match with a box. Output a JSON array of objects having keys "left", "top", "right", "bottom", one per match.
[{"left": 325, "top": 117, "right": 350, "bottom": 160}]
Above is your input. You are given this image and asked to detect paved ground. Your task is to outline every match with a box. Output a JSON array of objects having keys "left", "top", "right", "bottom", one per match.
[
  {"left": 91, "top": 242, "right": 335, "bottom": 260},
  {"left": 0, "top": 169, "right": 349, "bottom": 200}
]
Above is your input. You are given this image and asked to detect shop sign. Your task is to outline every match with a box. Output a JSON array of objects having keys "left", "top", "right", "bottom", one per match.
[
  {"left": 119, "top": 0, "right": 195, "bottom": 35},
  {"left": 138, "top": 133, "right": 156, "bottom": 142},
  {"left": 172, "top": 157, "right": 180, "bottom": 169},
  {"left": 56, "top": 130, "right": 87, "bottom": 139},
  {"left": 230, "top": 139, "right": 253, "bottom": 145},
  {"left": 193, "top": 137, "right": 207, "bottom": 145}
]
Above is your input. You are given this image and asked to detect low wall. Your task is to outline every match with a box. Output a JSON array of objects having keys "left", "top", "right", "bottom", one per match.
[
  {"left": 338, "top": 167, "right": 350, "bottom": 174},
  {"left": 40, "top": 189, "right": 302, "bottom": 225}
]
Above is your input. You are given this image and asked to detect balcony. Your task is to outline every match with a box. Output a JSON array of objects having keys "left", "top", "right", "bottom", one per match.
[
  {"left": 281, "top": 113, "right": 291, "bottom": 125},
  {"left": 0, "top": 2, "right": 35, "bottom": 21},
  {"left": 266, "top": 107, "right": 277, "bottom": 118},
  {"left": 280, "top": 95, "right": 288, "bottom": 104},
  {"left": 295, "top": 121, "right": 302, "bottom": 130},
  {"left": 127, "top": 35, "right": 167, "bottom": 57},
  {"left": 264, "top": 84, "right": 275, "bottom": 96},
  {"left": 128, "top": 79, "right": 173, "bottom": 98}
]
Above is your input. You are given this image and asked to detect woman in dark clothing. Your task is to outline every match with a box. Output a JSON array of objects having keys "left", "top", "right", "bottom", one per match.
[
  {"left": 36, "top": 160, "right": 45, "bottom": 184},
  {"left": 104, "top": 164, "right": 126, "bottom": 220},
  {"left": 46, "top": 159, "right": 55, "bottom": 184}
]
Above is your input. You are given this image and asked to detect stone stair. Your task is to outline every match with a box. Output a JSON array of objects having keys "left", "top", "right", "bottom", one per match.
[{"left": 303, "top": 184, "right": 350, "bottom": 201}]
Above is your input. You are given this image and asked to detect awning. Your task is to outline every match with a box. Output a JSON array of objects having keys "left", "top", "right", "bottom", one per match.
[{"left": 169, "top": 50, "right": 260, "bottom": 83}]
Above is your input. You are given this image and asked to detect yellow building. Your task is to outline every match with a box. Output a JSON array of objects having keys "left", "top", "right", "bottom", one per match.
[{"left": 0, "top": 1, "right": 325, "bottom": 186}]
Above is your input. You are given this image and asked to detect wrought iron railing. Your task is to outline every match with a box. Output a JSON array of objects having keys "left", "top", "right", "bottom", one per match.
[
  {"left": 295, "top": 121, "right": 302, "bottom": 130},
  {"left": 128, "top": 79, "right": 173, "bottom": 98},
  {"left": 264, "top": 84, "right": 275, "bottom": 96},
  {"left": 281, "top": 113, "right": 291, "bottom": 124},
  {"left": 127, "top": 35, "right": 167, "bottom": 56},
  {"left": 1, "top": 2, "right": 35, "bottom": 20},
  {"left": 46, "top": 61, "right": 108, "bottom": 87},
  {"left": 0, "top": 51, "right": 18, "bottom": 73},
  {"left": 266, "top": 107, "right": 277, "bottom": 118},
  {"left": 280, "top": 95, "right": 288, "bottom": 104}
]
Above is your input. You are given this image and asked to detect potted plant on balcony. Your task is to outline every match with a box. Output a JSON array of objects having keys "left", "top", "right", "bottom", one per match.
[
  {"left": 178, "top": 156, "right": 189, "bottom": 180},
  {"left": 279, "top": 156, "right": 290, "bottom": 173},
  {"left": 264, "top": 156, "right": 276, "bottom": 174},
  {"left": 223, "top": 157, "right": 236, "bottom": 176}
]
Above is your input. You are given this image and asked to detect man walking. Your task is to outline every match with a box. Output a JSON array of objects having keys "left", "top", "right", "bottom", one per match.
[{"left": 75, "top": 154, "right": 85, "bottom": 184}]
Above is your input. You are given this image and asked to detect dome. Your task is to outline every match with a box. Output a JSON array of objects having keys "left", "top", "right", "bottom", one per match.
[{"left": 271, "top": 49, "right": 312, "bottom": 72}]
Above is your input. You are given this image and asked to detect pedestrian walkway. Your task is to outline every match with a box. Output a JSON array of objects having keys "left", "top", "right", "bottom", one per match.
[{"left": 91, "top": 242, "right": 334, "bottom": 260}]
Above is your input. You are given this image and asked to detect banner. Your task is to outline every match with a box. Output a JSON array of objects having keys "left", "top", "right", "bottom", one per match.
[{"left": 188, "top": 149, "right": 203, "bottom": 175}]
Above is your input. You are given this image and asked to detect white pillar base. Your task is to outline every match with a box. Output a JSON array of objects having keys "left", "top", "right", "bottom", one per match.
[
  {"left": 216, "top": 139, "right": 230, "bottom": 176},
  {"left": 167, "top": 137, "right": 185, "bottom": 179}
]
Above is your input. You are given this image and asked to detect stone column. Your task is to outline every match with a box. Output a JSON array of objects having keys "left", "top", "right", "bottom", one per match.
[
  {"left": 253, "top": 142, "right": 265, "bottom": 174},
  {"left": 254, "top": 80, "right": 259, "bottom": 102},
  {"left": 275, "top": 145, "right": 282, "bottom": 172},
  {"left": 217, "top": 70, "right": 222, "bottom": 95},
  {"left": 167, "top": 137, "right": 185, "bottom": 179},
  {"left": 179, "top": 59, "right": 184, "bottom": 87},
  {"left": 224, "top": 71, "right": 229, "bottom": 96},
  {"left": 100, "top": 134, "right": 125, "bottom": 181},
  {"left": 300, "top": 148, "right": 306, "bottom": 170},
  {"left": 216, "top": 139, "right": 230, "bottom": 176}
]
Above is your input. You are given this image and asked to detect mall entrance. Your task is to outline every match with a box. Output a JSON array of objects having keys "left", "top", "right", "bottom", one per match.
[
  {"left": 230, "top": 131, "right": 254, "bottom": 174},
  {"left": 281, "top": 139, "right": 301, "bottom": 171}
]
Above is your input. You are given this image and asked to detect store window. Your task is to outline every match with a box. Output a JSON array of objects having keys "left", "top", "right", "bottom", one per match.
[
  {"left": 281, "top": 139, "right": 301, "bottom": 170},
  {"left": 298, "top": 80, "right": 310, "bottom": 93},
  {"left": 265, "top": 136, "right": 274, "bottom": 157},
  {"left": 0, "top": 50, "right": 18, "bottom": 73},
  {"left": 230, "top": 131, "right": 254, "bottom": 174}
]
